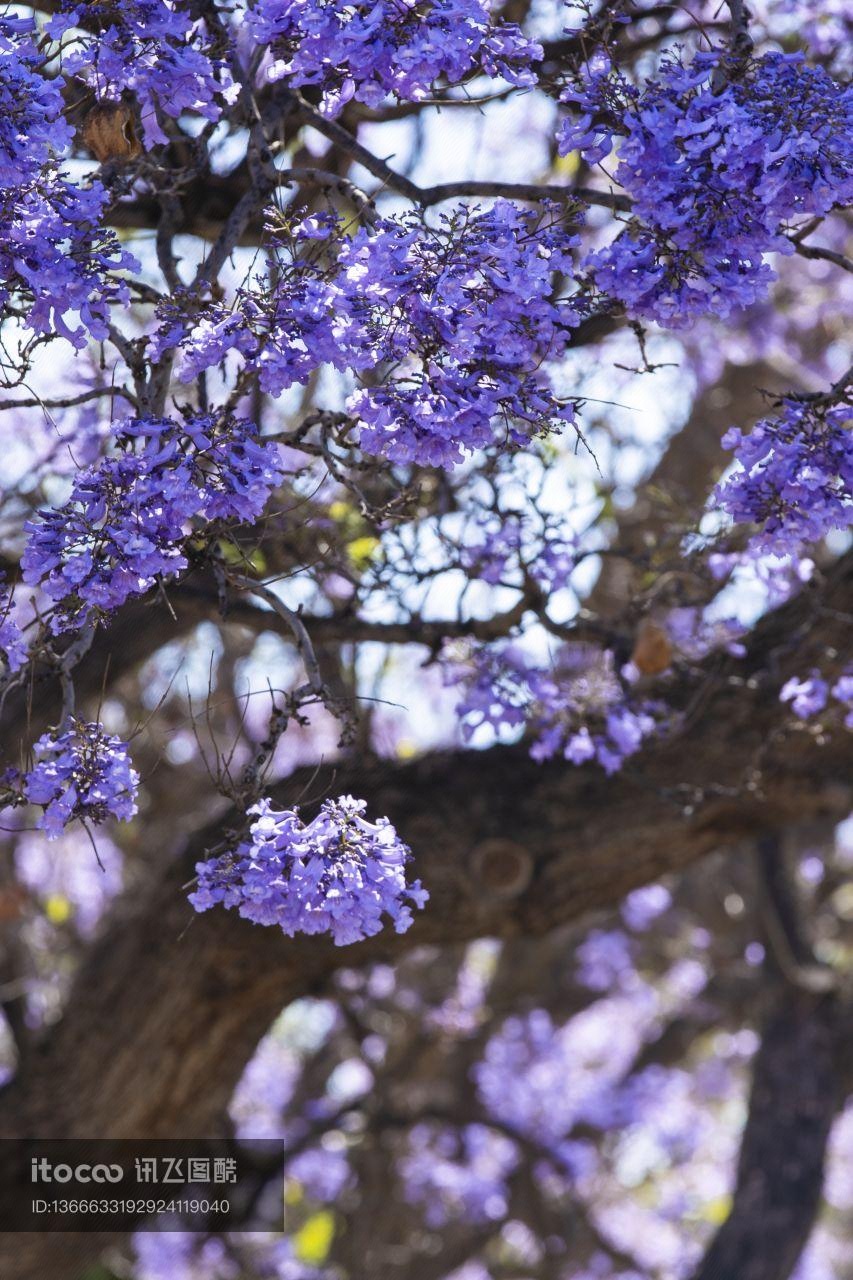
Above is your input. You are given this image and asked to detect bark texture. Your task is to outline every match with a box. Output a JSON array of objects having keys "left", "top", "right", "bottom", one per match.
[
  {"left": 691, "top": 991, "right": 843, "bottom": 1280},
  {"left": 0, "top": 556, "right": 850, "bottom": 1280},
  {"left": 2, "top": 551, "right": 851, "bottom": 1137}
]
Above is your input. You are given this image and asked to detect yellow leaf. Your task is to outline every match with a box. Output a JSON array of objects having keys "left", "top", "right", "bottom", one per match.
[
  {"left": 703, "top": 1195, "right": 732, "bottom": 1225},
  {"left": 346, "top": 535, "right": 380, "bottom": 572},
  {"left": 216, "top": 540, "right": 243, "bottom": 564},
  {"left": 284, "top": 1179, "right": 304, "bottom": 1207},
  {"left": 293, "top": 1210, "right": 335, "bottom": 1264},
  {"left": 554, "top": 150, "right": 581, "bottom": 179},
  {"left": 216, "top": 541, "right": 267, "bottom": 574},
  {"left": 45, "top": 894, "right": 72, "bottom": 925},
  {"left": 330, "top": 500, "right": 370, "bottom": 542}
]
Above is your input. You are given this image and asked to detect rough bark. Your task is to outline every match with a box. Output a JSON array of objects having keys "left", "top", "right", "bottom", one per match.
[
  {"left": 2, "top": 551, "right": 851, "bottom": 1133},
  {"left": 0, "top": 558, "right": 850, "bottom": 1277},
  {"left": 691, "top": 990, "right": 844, "bottom": 1280},
  {"left": 590, "top": 361, "right": 789, "bottom": 619}
]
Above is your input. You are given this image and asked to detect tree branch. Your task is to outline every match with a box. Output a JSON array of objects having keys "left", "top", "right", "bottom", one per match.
[
  {"left": 0, "top": 553, "right": 851, "bottom": 1275},
  {"left": 292, "top": 98, "right": 631, "bottom": 212}
]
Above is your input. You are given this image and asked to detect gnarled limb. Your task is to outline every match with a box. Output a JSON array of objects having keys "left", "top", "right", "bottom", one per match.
[
  {"left": 0, "top": 554, "right": 851, "bottom": 1278},
  {"left": 1, "top": 551, "right": 851, "bottom": 1130}
]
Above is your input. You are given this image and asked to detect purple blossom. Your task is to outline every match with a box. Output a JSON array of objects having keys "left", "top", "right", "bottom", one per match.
[
  {"left": 23, "top": 720, "right": 139, "bottom": 839},
  {"left": 133, "top": 1232, "right": 239, "bottom": 1280},
  {"left": 1, "top": 174, "right": 137, "bottom": 349},
  {"left": 453, "top": 643, "right": 663, "bottom": 772},
  {"left": 0, "top": 581, "right": 27, "bottom": 674},
  {"left": 715, "top": 399, "right": 853, "bottom": 555},
  {"left": 664, "top": 608, "right": 747, "bottom": 662},
  {"left": 459, "top": 513, "right": 577, "bottom": 591},
  {"left": 245, "top": 0, "right": 541, "bottom": 116},
  {"left": 0, "top": 13, "right": 140, "bottom": 344},
  {"left": 0, "top": 13, "right": 73, "bottom": 187},
  {"left": 353, "top": 374, "right": 578, "bottom": 469},
  {"left": 777, "top": 665, "right": 853, "bottom": 728},
  {"left": 287, "top": 1146, "right": 351, "bottom": 1201},
  {"left": 780, "top": 673, "right": 829, "bottom": 719},
  {"left": 557, "top": 51, "right": 635, "bottom": 164},
  {"left": 621, "top": 883, "right": 672, "bottom": 931},
  {"left": 173, "top": 202, "right": 585, "bottom": 468},
  {"left": 570, "top": 52, "right": 853, "bottom": 323},
  {"left": 189, "top": 795, "right": 428, "bottom": 946},
  {"left": 474, "top": 1003, "right": 647, "bottom": 1145},
  {"left": 832, "top": 672, "right": 853, "bottom": 729},
  {"left": 576, "top": 928, "right": 636, "bottom": 992},
  {"left": 48, "top": 2, "right": 233, "bottom": 149},
  {"left": 229, "top": 1028, "right": 304, "bottom": 1139},
  {"left": 22, "top": 415, "right": 282, "bottom": 631},
  {"left": 400, "top": 1123, "right": 517, "bottom": 1227},
  {"left": 768, "top": 0, "right": 853, "bottom": 74}
]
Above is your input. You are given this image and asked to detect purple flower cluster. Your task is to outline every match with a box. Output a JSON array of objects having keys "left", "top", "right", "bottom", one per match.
[
  {"left": 286, "top": 1146, "right": 351, "bottom": 1202},
  {"left": 715, "top": 399, "right": 853, "bottom": 555},
  {"left": 557, "top": 51, "right": 636, "bottom": 166},
  {"left": 663, "top": 608, "right": 746, "bottom": 663},
  {"left": 576, "top": 927, "right": 636, "bottom": 992},
  {"left": 245, "top": 0, "right": 541, "bottom": 115},
  {"left": 22, "top": 415, "right": 282, "bottom": 631},
  {"left": 173, "top": 202, "right": 584, "bottom": 467},
  {"left": 0, "top": 13, "right": 72, "bottom": 187},
  {"left": 459, "top": 513, "right": 577, "bottom": 591},
  {"left": 474, "top": 1004, "right": 645, "bottom": 1145},
  {"left": 769, "top": 0, "right": 853, "bottom": 74},
  {"left": 780, "top": 668, "right": 853, "bottom": 728},
  {"left": 454, "top": 644, "right": 661, "bottom": 773},
  {"left": 401, "top": 1123, "right": 517, "bottom": 1227},
  {"left": 475, "top": 1010, "right": 577, "bottom": 1142},
  {"left": 23, "top": 719, "right": 139, "bottom": 839},
  {"left": 14, "top": 823, "right": 124, "bottom": 936},
  {"left": 46, "top": 2, "right": 232, "bottom": 148},
  {"left": 562, "top": 52, "right": 853, "bottom": 323},
  {"left": 189, "top": 795, "right": 428, "bottom": 946},
  {"left": 3, "top": 182, "right": 137, "bottom": 348},
  {"left": 0, "top": 13, "right": 137, "bottom": 345},
  {"left": 133, "top": 1233, "right": 239, "bottom": 1280},
  {"left": 352, "top": 374, "right": 578, "bottom": 470},
  {"left": 834, "top": 674, "right": 853, "bottom": 728},
  {"left": 0, "top": 581, "right": 27, "bottom": 674},
  {"left": 780, "top": 673, "right": 828, "bottom": 719}
]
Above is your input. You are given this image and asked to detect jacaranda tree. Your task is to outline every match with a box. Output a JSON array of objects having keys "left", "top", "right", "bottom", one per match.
[{"left": 0, "top": 0, "right": 851, "bottom": 1277}]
